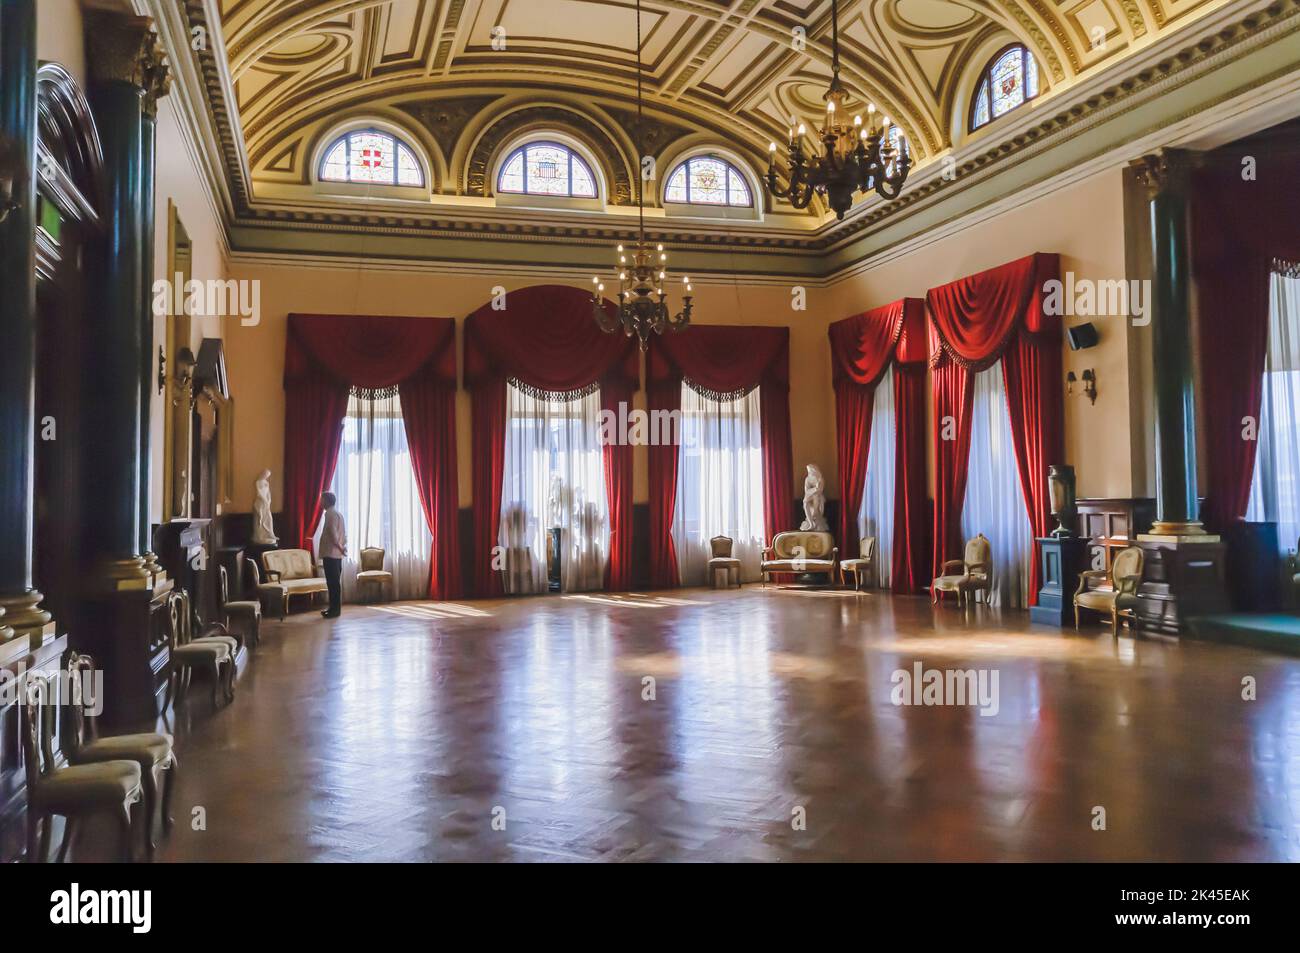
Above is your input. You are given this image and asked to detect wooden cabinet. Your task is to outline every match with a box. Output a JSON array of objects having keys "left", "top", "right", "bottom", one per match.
[{"left": 1077, "top": 498, "right": 1155, "bottom": 571}]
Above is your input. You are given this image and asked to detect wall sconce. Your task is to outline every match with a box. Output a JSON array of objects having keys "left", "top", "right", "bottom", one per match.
[
  {"left": 1066, "top": 369, "right": 1097, "bottom": 404},
  {"left": 0, "top": 134, "right": 22, "bottom": 224},
  {"left": 159, "top": 345, "right": 197, "bottom": 401}
]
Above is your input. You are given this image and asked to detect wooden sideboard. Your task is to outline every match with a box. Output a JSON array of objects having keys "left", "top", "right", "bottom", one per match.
[{"left": 1077, "top": 498, "right": 1156, "bottom": 571}]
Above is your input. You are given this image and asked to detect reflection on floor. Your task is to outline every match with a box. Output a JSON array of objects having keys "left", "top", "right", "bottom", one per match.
[{"left": 72, "top": 587, "right": 1300, "bottom": 862}]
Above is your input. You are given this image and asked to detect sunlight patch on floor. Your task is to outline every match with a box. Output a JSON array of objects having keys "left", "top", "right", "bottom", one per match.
[{"left": 371, "top": 603, "right": 492, "bottom": 620}]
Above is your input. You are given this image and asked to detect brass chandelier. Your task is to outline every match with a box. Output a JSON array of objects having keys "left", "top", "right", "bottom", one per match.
[
  {"left": 593, "top": 0, "right": 692, "bottom": 350},
  {"left": 764, "top": 0, "right": 911, "bottom": 220}
]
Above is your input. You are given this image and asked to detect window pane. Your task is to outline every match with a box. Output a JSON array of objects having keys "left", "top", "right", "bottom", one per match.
[
  {"left": 525, "top": 144, "right": 570, "bottom": 195},
  {"left": 664, "top": 164, "right": 688, "bottom": 203},
  {"left": 396, "top": 144, "right": 423, "bottom": 186},
  {"left": 1026, "top": 53, "right": 1039, "bottom": 99},
  {"left": 348, "top": 131, "right": 395, "bottom": 183},
  {"left": 321, "top": 141, "right": 348, "bottom": 181},
  {"left": 990, "top": 48, "right": 1026, "bottom": 119},
  {"left": 972, "top": 85, "right": 990, "bottom": 128},
  {"left": 499, "top": 151, "right": 525, "bottom": 193},
  {"left": 688, "top": 157, "right": 727, "bottom": 205},
  {"left": 727, "top": 169, "right": 752, "bottom": 207},
  {"left": 570, "top": 155, "right": 596, "bottom": 198}
]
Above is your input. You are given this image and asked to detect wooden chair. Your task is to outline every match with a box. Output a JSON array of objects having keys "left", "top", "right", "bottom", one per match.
[
  {"left": 840, "top": 536, "right": 877, "bottom": 591},
  {"left": 246, "top": 556, "right": 286, "bottom": 620},
  {"left": 64, "top": 652, "right": 177, "bottom": 859},
  {"left": 357, "top": 546, "right": 394, "bottom": 602},
  {"left": 21, "top": 673, "right": 142, "bottom": 862},
  {"left": 1075, "top": 545, "right": 1145, "bottom": 637},
  {"left": 219, "top": 563, "right": 262, "bottom": 647},
  {"left": 166, "top": 590, "right": 235, "bottom": 710},
  {"left": 707, "top": 536, "right": 742, "bottom": 589},
  {"left": 932, "top": 534, "right": 993, "bottom": 607}
]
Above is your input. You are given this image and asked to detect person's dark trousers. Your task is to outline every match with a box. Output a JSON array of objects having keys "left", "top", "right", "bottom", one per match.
[{"left": 323, "top": 557, "right": 343, "bottom": 616}]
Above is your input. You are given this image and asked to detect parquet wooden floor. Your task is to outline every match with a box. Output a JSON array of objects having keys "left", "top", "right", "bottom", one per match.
[{"left": 72, "top": 587, "right": 1300, "bottom": 861}]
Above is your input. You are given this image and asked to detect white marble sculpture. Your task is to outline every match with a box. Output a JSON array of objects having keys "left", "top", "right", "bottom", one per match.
[
  {"left": 251, "top": 469, "right": 278, "bottom": 544},
  {"left": 800, "top": 463, "right": 829, "bottom": 532}
]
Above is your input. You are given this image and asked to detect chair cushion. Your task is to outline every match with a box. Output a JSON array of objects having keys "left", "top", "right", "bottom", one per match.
[
  {"left": 174, "top": 642, "right": 231, "bottom": 662},
  {"left": 761, "top": 559, "right": 836, "bottom": 573},
  {"left": 769, "top": 532, "right": 835, "bottom": 560},
  {"left": 34, "top": 761, "right": 141, "bottom": 813},
  {"left": 263, "top": 549, "right": 315, "bottom": 581},
  {"left": 933, "top": 574, "right": 967, "bottom": 591},
  {"left": 1076, "top": 590, "right": 1117, "bottom": 612},
  {"left": 357, "top": 570, "right": 393, "bottom": 581},
  {"left": 75, "top": 732, "right": 173, "bottom": 770},
  {"left": 225, "top": 601, "right": 261, "bottom": 617},
  {"left": 840, "top": 559, "right": 872, "bottom": 570},
  {"left": 282, "top": 577, "right": 328, "bottom": 594},
  {"left": 196, "top": 634, "right": 240, "bottom": 654},
  {"left": 706, "top": 557, "right": 741, "bottom": 568}
]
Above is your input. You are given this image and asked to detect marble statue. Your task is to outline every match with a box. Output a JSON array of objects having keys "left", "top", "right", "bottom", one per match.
[
  {"left": 800, "top": 463, "right": 829, "bottom": 532},
  {"left": 547, "top": 473, "right": 565, "bottom": 529},
  {"left": 251, "top": 469, "right": 278, "bottom": 544}
]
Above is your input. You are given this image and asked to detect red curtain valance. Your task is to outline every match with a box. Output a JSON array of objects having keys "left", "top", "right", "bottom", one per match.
[
  {"left": 285, "top": 313, "right": 457, "bottom": 390},
  {"left": 927, "top": 253, "right": 1060, "bottom": 369},
  {"left": 647, "top": 324, "right": 789, "bottom": 394},
  {"left": 462, "top": 284, "right": 638, "bottom": 394},
  {"left": 828, "top": 298, "right": 927, "bottom": 388}
]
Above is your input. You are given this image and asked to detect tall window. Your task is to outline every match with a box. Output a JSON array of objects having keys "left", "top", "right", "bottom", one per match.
[
  {"left": 672, "top": 383, "right": 765, "bottom": 584},
  {"left": 497, "top": 141, "right": 598, "bottom": 198},
  {"left": 664, "top": 155, "right": 753, "bottom": 207},
  {"left": 319, "top": 129, "right": 425, "bottom": 186},
  {"left": 962, "top": 363, "right": 1032, "bottom": 608},
  {"left": 499, "top": 383, "right": 609, "bottom": 594},
  {"left": 970, "top": 45, "right": 1040, "bottom": 131},
  {"left": 324, "top": 392, "right": 432, "bottom": 601},
  {"left": 1246, "top": 265, "right": 1300, "bottom": 554},
  {"left": 858, "top": 366, "right": 895, "bottom": 589}
]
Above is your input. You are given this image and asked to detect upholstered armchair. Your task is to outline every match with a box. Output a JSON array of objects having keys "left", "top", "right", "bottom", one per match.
[
  {"left": 840, "top": 537, "right": 877, "bottom": 591},
  {"left": 357, "top": 547, "right": 394, "bottom": 602},
  {"left": 246, "top": 556, "right": 286, "bottom": 620},
  {"left": 707, "top": 536, "right": 742, "bottom": 589},
  {"left": 1074, "top": 545, "right": 1145, "bottom": 636},
  {"left": 931, "top": 534, "right": 992, "bottom": 607},
  {"left": 1289, "top": 541, "right": 1300, "bottom": 607},
  {"left": 760, "top": 531, "right": 838, "bottom": 586},
  {"left": 261, "top": 548, "right": 328, "bottom": 614}
]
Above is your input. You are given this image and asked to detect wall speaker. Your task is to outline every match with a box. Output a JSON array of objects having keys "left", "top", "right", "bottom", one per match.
[{"left": 1067, "top": 322, "right": 1099, "bottom": 350}]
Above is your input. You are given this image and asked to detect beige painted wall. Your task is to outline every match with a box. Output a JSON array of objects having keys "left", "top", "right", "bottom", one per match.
[
  {"left": 824, "top": 167, "right": 1137, "bottom": 501},
  {"left": 222, "top": 268, "right": 834, "bottom": 513},
  {"left": 36, "top": 0, "right": 86, "bottom": 87}
]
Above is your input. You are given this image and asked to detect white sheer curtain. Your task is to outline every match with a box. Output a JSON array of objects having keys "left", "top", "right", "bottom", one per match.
[
  {"left": 324, "top": 391, "right": 432, "bottom": 602},
  {"left": 1246, "top": 267, "right": 1300, "bottom": 555},
  {"left": 962, "top": 362, "right": 1033, "bottom": 608},
  {"left": 499, "top": 382, "right": 609, "bottom": 594},
  {"left": 672, "top": 382, "right": 766, "bottom": 585},
  {"left": 857, "top": 365, "right": 895, "bottom": 589}
]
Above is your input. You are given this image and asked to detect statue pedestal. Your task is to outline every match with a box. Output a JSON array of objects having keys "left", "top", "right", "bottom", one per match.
[
  {"left": 1135, "top": 534, "right": 1229, "bottom": 635},
  {"left": 1030, "top": 536, "right": 1091, "bottom": 628}
]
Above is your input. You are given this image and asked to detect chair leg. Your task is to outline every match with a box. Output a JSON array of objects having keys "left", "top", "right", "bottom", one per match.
[
  {"left": 26, "top": 811, "right": 40, "bottom": 862},
  {"left": 1111, "top": 607, "right": 1120, "bottom": 638},
  {"left": 210, "top": 661, "right": 222, "bottom": 708},
  {"left": 162, "top": 756, "right": 177, "bottom": 832},
  {"left": 119, "top": 802, "right": 135, "bottom": 863},
  {"left": 141, "top": 770, "right": 158, "bottom": 860},
  {"left": 37, "top": 811, "right": 52, "bottom": 863},
  {"left": 57, "top": 816, "right": 78, "bottom": 863},
  {"left": 1074, "top": 603, "right": 1080, "bottom": 629}
]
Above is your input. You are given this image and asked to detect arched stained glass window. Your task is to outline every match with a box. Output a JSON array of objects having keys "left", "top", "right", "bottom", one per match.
[
  {"left": 496, "top": 141, "right": 598, "bottom": 198},
  {"left": 664, "top": 155, "right": 752, "bottom": 207},
  {"left": 320, "top": 128, "right": 425, "bottom": 186},
  {"left": 969, "top": 45, "right": 1040, "bottom": 131}
]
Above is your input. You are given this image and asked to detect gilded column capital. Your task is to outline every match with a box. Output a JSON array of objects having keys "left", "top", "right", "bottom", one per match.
[
  {"left": 85, "top": 11, "right": 167, "bottom": 98},
  {"left": 1129, "top": 148, "right": 1195, "bottom": 196},
  {"left": 142, "top": 35, "right": 172, "bottom": 119}
]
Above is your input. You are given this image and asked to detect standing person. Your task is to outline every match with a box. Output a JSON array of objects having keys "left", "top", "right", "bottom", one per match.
[{"left": 319, "top": 492, "right": 347, "bottom": 618}]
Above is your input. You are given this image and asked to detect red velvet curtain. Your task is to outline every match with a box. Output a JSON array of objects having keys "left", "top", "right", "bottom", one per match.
[
  {"left": 462, "top": 285, "right": 638, "bottom": 596},
  {"left": 1193, "top": 136, "right": 1300, "bottom": 531},
  {"left": 647, "top": 326, "right": 791, "bottom": 586},
  {"left": 926, "top": 253, "right": 1062, "bottom": 602},
  {"left": 283, "top": 314, "right": 459, "bottom": 596},
  {"left": 827, "top": 298, "right": 925, "bottom": 568},
  {"left": 892, "top": 363, "right": 929, "bottom": 592}
]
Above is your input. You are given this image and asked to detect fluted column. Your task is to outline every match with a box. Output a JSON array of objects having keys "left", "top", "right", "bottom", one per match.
[
  {"left": 0, "top": 0, "right": 51, "bottom": 641},
  {"left": 84, "top": 11, "right": 165, "bottom": 588},
  {"left": 139, "top": 46, "right": 169, "bottom": 576},
  {"left": 1132, "top": 149, "right": 1206, "bottom": 537}
]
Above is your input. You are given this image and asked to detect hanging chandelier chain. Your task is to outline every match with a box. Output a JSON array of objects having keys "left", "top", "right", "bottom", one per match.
[
  {"left": 636, "top": 0, "right": 644, "bottom": 238},
  {"left": 831, "top": 0, "right": 840, "bottom": 82}
]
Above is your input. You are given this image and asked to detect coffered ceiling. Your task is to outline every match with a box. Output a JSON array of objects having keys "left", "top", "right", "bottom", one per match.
[{"left": 212, "top": 0, "right": 1226, "bottom": 213}]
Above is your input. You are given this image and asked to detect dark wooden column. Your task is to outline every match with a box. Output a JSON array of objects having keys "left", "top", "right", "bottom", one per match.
[
  {"left": 139, "top": 61, "right": 169, "bottom": 575},
  {"left": 1130, "top": 150, "right": 1227, "bottom": 634},
  {"left": 0, "top": 0, "right": 52, "bottom": 643}
]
